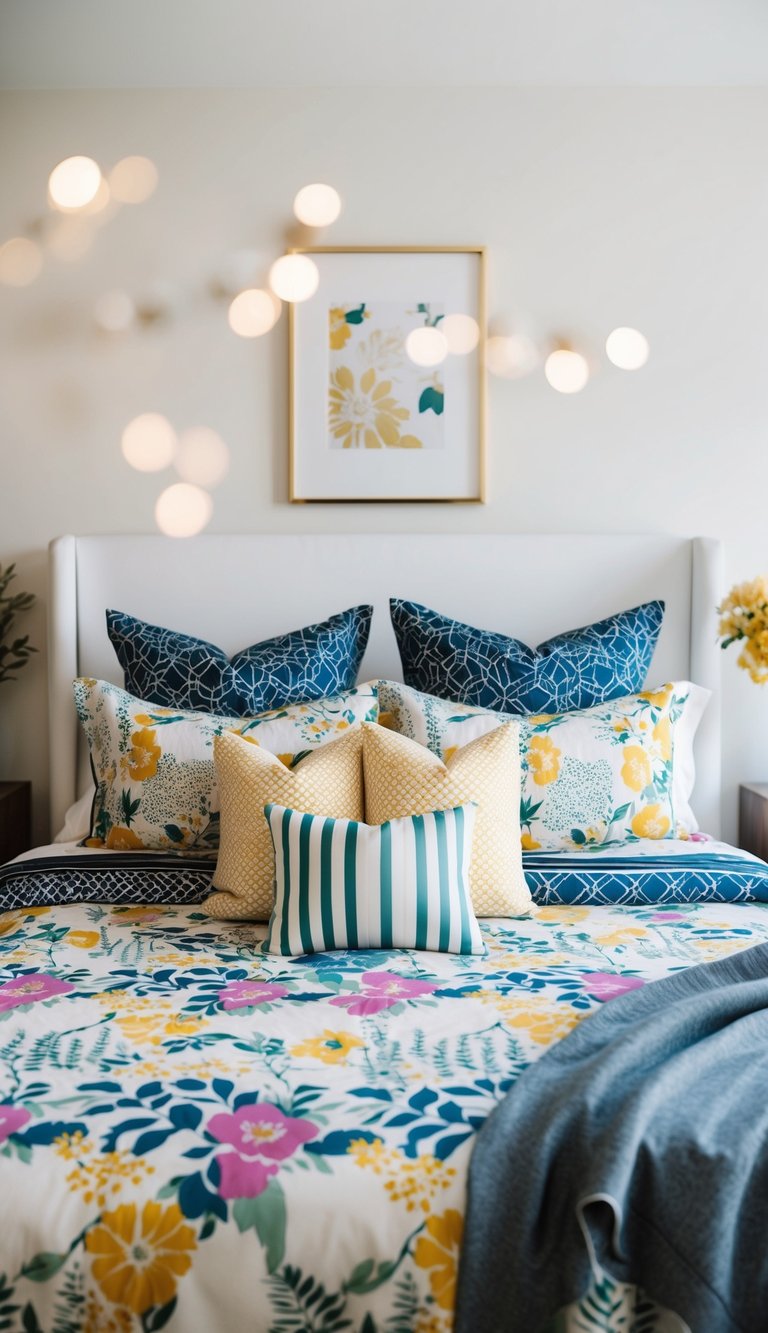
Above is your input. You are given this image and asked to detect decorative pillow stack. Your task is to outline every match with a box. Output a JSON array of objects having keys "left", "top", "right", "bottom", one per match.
[
  {"left": 107, "top": 604, "right": 373, "bottom": 716},
  {"left": 390, "top": 598, "right": 665, "bottom": 714},
  {"left": 377, "top": 678, "right": 709, "bottom": 851},
  {"left": 74, "top": 677, "right": 378, "bottom": 853},
  {"left": 264, "top": 802, "right": 484, "bottom": 957},
  {"left": 204, "top": 711, "right": 530, "bottom": 941}
]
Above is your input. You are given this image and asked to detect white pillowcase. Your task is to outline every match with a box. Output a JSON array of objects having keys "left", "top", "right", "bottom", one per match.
[{"left": 54, "top": 790, "right": 95, "bottom": 844}]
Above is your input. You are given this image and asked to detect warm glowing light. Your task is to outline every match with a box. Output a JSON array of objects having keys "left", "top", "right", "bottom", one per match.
[
  {"left": 109, "top": 156, "right": 159, "bottom": 205},
  {"left": 0, "top": 237, "right": 42, "bottom": 287},
  {"left": 605, "top": 326, "right": 649, "bottom": 370},
  {"left": 544, "top": 348, "right": 590, "bottom": 394},
  {"left": 293, "top": 183, "right": 342, "bottom": 228},
  {"left": 46, "top": 217, "right": 93, "bottom": 262},
  {"left": 175, "top": 428, "right": 230, "bottom": 488},
  {"left": 48, "top": 156, "right": 102, "bottom": 211},
  {"left": 121, "top": 413, "right": 177, "bottom": 472},
  {"left": 442, "top": 313, "right": 480, "bottom": 356},
  {"left": 228, "top": 288, "right": 281, "bottom": 337},
  {"left": 155, "top": 483, "right": 213, "bottom": 538},
  {"left": 405, "top": 326, "right": 448, "bottom": 367},
  {"left": 79, "top": 177, "right": 111, "bottom": 216},
  {"left": 268, "top": 253, "right": 319, "bottom": 303},
  {"left": 485, "top": 334, "right": 538, "bottom": 379}
]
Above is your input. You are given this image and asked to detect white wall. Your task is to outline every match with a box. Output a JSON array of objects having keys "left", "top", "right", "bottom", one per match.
[{"left": 1, "top": 88, "right": 767, "bottom": 844}]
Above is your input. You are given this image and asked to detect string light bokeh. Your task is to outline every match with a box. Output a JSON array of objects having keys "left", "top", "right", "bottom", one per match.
[{"left": 4, "top": 154, "right": 652, "bottom": 531}]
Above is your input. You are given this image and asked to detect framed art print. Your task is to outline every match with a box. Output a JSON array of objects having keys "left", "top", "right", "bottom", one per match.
[{"left": 290, "top": 246, "right": 486, "bottom": 503}]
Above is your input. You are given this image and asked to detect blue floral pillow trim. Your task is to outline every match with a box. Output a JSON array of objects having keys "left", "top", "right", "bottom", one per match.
[
  {"left": 390, "top": 598, "right": 664, "bottom": 714},
  {"left": 107, "top": 605, "right": 373, "bottom": 716}
]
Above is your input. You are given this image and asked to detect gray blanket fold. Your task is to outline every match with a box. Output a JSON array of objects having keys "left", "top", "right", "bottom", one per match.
[{"left": 456, "top": 942, "right": 768, "bottom": 1333}]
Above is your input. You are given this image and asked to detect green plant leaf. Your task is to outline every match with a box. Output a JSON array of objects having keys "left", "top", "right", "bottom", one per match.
[
  {"left": 21, "top": 1253, "right": 67, "bottom": 1283},
  {"left": 232, "top": 1179, "right": 286, "bottom": 1273}
]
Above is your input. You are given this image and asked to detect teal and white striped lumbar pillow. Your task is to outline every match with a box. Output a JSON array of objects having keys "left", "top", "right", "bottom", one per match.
[{"left": 264, "top": 801, "right": 484, "bottom": 957}]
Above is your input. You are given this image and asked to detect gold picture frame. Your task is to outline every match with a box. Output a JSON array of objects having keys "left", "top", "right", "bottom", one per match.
[{"left": 289, "top": 246, "right": 487, "bottom": 503}]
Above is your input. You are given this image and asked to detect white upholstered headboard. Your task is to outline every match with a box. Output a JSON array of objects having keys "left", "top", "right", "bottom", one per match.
[{"left": 48, "top": 533, "right": 723, "bottom": 838}]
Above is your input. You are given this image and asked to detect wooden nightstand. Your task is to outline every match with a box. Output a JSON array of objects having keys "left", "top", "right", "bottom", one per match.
[
  {"left": 0, "top": 781, "right": 32, "bottom": 865},
  {"left": 739, "top": 784, "right": 768, "bottom": 862}
]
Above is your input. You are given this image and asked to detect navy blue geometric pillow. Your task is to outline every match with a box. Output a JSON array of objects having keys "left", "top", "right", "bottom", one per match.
[
  {"left": 107, "top": 605, "right": 373, "bottom": 716},
  {"left": 390, "top": 598, "right": 664, "bottom": 715}
]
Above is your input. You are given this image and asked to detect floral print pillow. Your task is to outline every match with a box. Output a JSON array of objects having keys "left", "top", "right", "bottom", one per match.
[
  {"left": 74, "top": 678, "right": 378, "bottom": 853},
  {"left": 376, "top": 679, "right": 709, "bottom": 852}
]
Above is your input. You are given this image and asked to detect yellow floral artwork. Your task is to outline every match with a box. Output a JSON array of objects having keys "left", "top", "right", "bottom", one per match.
[{"left": 327, "top": 301, "right": 446, "bottom": 450}]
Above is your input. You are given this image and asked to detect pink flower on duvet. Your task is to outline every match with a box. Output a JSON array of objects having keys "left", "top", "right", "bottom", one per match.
[
  {"left": 208, "top": 1103, "right": 318, "bottom": 1199},
  {"left": 582, "top": 972, "right": 645, "bottom": 1002},
  {"left": 0, "top": 1105, "right": 30, "bottom": 1142},
  {"left": 330, "top": 970, "right": 439, "bottom": 1017},
  {"left": 218, "top": 980, "right": 289, "bottom": 1010},
  {"left": 0, "top": 973, "right": 74, "bottom": 1012}
]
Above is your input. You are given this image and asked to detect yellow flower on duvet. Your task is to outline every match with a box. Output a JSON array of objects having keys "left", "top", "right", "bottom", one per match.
[
  {"left": 291, "top": 1030, "right": 364, "bottom": 1064},
  {"left": 85, "top": 1201, "right": 196, "bottom": 1316},
  {"left": 413, "top": 1209, "right": 464, "bottom": 1312},
  {"left": 348, "top": 1138, "right": 456, "bottom": 1214}
]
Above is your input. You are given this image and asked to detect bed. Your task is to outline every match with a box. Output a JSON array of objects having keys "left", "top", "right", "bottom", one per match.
[{"left": 1, "top": 532, "right": 764, "bottom": 1333}]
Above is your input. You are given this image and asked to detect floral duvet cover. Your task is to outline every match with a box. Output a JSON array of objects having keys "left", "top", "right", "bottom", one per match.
[{"left": 1, "top": 897, "right": 767, "bottom": 1333}]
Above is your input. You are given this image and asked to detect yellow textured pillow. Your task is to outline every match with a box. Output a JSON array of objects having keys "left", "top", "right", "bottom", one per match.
[
  {"left": 362, "top": 721, "right": 530, "bottom": 917},
  {"left": 203, "top": 728, "right": 364, "bottom": 921}
]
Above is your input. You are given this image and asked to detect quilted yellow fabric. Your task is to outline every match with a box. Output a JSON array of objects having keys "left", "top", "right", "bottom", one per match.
[
  {"left": 362, "top": 721, "right": 530, "bottom": 917},
  {"left": 203, "top": 728, "right": 364, "bottom": 921}
]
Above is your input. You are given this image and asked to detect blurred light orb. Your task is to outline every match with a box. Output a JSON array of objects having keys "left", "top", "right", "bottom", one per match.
[
  {"left": 544, "top": 348, "right": 590, "bottom": 394},
  {"left": 155, "top": 483, "right": 213, "bottom": 538},
  {"left": 175, "top": 427, "right": 230, "bottom": 488},
  {"left": 228, "top": 288, "right": 281, "bottom": 337},
  {"left": 0, "top": 237, "right": 43, "bottom": 287},
  {"left": 293, "top": 183, "right": 342, "bottom": 228},
  {"left": 442, "top": 313, "right": 480, "bottom": 356},
  {"left": 268, "top": 253, "right": 319, "bottom": 303},
  {"left": 121, "top": 413, "right": 177, "bottom": 472},
  {"left": 94, "top": 290, "right": 135, "bottom": 333},
  {"left": 405, "top": 326, "right": 448, "bottom": 368},
  {"left": 46, "top": 216, "right": 93, "bottom": 262},
  {"left": 605, "top": 326, "right": 649, "bottom": 370},
  {"left": 110, "top": 156, "right": 159, "bottom": 204},
  {"left": 48, "top": 156, "right": 102, "bottom": 211},
  {"left": 485, "top": 333, "right": 538, "bottom": 379},
  {"left": 79, "top": 177, "right": 111, "bottom": 216}
]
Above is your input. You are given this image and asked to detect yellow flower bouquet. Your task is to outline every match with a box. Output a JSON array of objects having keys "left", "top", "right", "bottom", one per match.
[{"left": 718, "top": 576, "right": 768, "bottom": 684}]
